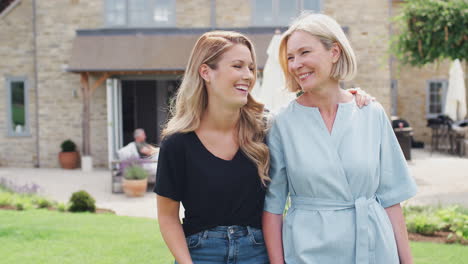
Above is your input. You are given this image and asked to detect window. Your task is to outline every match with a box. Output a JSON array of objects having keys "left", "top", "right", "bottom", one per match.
[
  {"left": 252, "top": 0, "right": 322, "bottom": 26},
  {"left": 426, "top": 80, "right": 448, "bottom": 118},
  {"left": 105, "top": 0, "right": 175, "bottom": 27},
  {"left": 6, "top": 77, "right": 29, "bottom": 136}
]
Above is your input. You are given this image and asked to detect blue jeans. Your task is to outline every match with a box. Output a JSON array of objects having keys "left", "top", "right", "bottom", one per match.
[{"left": 176, "top": 226, "right": 269, "bottom": 264}]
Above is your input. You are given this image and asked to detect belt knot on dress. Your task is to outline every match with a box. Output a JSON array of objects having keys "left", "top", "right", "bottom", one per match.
[{"left": 290, "top": 195, "right": 380, "bottom": 264}]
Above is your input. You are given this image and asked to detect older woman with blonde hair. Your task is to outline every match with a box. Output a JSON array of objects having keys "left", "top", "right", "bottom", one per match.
[{"left": 262, "top": 13, "right": 417, "bottom": 264}]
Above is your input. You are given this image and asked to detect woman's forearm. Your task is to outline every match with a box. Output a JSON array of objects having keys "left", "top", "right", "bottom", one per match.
[
  {"left": 157, "top": 195, "right": 192, "bottom": 264},
  {"left": 385, "top": 204, "right": 413, "bottom": 264},
  {"left": 159, "top": 215, "right": 192, "bottom": 264},
  {"left": 262, "top": 211, "right": 285, "bottom": 264}
]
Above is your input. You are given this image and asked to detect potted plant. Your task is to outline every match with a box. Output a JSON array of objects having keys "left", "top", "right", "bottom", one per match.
[
  {"left": 58, "top": 139, "right": 80, "bottom": 169},
  {"left": 122, "top": 163, "right": 149, "bottom": 197}
]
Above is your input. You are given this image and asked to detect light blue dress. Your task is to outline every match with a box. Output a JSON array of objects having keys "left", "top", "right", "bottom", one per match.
[{"left": 264, "top": 99, "right": 417, "bottom": 264}]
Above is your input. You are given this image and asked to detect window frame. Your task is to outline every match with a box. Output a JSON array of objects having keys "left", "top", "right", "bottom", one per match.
[
  {"left": 5, "top": 76, "right": 30, "bottom": 137},
  {"left": 104, "top": 0, "right": 176, "bottom": 28},
  {"left": 426, "top": 79, "right": 448, "bottom": 119},
  {"left": 251, "top": 0, "right": 323, "bottom": 27}
]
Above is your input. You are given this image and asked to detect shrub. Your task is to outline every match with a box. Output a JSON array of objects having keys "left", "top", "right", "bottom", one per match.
[
  {"left": 57, "top": 202, "right": 68, "bottom": 212},
  {"left": 69, "top": 190, "right": 96, "bottom": 213},
  {"left": 124, "top": 164, "right": 149, "bottom": 180},
  {"left": 14, "top": 196, "right": 33, "bottom": 211},
  {"left": 36, "top": 197, "right": 52, "bottom": 209},
  {"left": 437, "top": 206, "right": 468, "bottom": 241},
  {"left": 0, "top": 182, "right": 61, "bottom": 212},
  {"left": 61, "top": 140, "right": 77, "bottom": 152},
  {"left": 406, "top": 213, "right": 443, "bottom": 236},
  {"left": 404, "top": 205, "right": 468, "bottom": 242},
  {"left": 0, "top": 192, "right": 13, "bottom": 207},
  {"left": 16, "top": 202, "right": 24, "bottom": 211},
  {"left": 449, "top": 214, "right": 468, "bottom": 241}
]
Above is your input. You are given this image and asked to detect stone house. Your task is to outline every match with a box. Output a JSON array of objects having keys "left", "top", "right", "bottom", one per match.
[
  {"left": 0, "top": 0, "right": 459, "bottom": 168},
  {"left": 390, "top": 1, "right": 466, "bottom": 145}
]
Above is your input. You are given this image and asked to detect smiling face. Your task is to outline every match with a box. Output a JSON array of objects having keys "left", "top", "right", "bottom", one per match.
[
  {"left": 201, "top": 44, "right": 255, "bottom": 109},
  {"left": 286, "top": 31, "right": 340, "bottom": 93}
]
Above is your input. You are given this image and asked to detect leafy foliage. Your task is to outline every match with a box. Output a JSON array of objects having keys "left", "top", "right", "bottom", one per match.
[
  {"left": 404, "top": 205, "right": 468, "bottom": 242},
  {"left": 0, "top": 189, "right": 54, "bottom": 211},
  {"left": 124, "top": 164, "right": 149, "bottom": 180},
  {"left": 392, "top": 0, "right": 468, "bottom": 66},
  {"left": 60, "top": 139, "right": 77, "bottom": 152},
  {"left": 437, "top": 206, "right": 468, "bottom": 241},
  {"left": 69, "top": 190, "right": 96, "bottom": 213},
  {"left": 406, "top": 213, "right": 444, "bottom": 235}
]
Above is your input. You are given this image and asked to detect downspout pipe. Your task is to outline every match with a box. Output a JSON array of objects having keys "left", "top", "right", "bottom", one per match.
[
  {"left": 388, "top": 0, "right": 396, "bottom": 116},
  {"left": 32, "top": 0, "right": 40, "bottom": 167}
]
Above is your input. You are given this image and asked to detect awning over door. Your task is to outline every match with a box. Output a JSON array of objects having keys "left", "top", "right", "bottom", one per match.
[{"left": 67, "top": 27, "right": 285, "bottom": 73}]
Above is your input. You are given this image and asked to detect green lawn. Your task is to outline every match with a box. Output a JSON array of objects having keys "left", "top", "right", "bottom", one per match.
[
  {"left": 0, "top": 210, "right": 173, "bottom": 264},
  {"left": 411, "top": 242, "right": 468, "bottom": 264},
  {"left": 0, "top": 210, "right": 466, "bottom": 264}
]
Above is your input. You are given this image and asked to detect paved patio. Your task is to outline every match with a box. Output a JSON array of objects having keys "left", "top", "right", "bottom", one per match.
[
  {"left": 405, "top": 148, "right": 468, "bottom": 208},
  {"left": 0, "top": 167, "right": 158, "bottom": 219},
  {"left": 0, "top": 148, "right": 466, "bottom": 219}
]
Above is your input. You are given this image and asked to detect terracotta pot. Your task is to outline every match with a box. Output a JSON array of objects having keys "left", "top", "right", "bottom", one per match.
[
  {"left": 58, "top": 151, "right": 80, "bottom": 169},
  {"left": 122, "top": 178, "right": 148, "bottom": 197}
]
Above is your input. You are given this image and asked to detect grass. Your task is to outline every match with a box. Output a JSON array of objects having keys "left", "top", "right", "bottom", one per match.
[
  {"left": 411, "top": 242, "right": 468, "bottom": 264},
  {"left": 0, "top": 209, "right": 172, "bottom": 264},
  {"left": 0, "top": 209, "right": 466, "bottom": 264}
]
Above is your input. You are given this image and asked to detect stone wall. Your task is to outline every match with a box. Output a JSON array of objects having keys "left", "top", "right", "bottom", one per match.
[
  {"left": 0, "top": 0, "right": 36, "bottom": 167},
  {"left": 215, "top": 0, "right": 251, "bottom": 28},
  {"left": 395, "top": 61, "right": 454, "bottom": 144},
  {"left": 0, "top": 0, "right": 406, "bottom": 167},
  {"left": 326, "top": 0, "right": 392, "bottom": 114},
  {"left": 176, "top": 0, "right": 211, "bottom": 27},
  {"left": 35, "top": 0, "right": 108, "bottom": 168}
]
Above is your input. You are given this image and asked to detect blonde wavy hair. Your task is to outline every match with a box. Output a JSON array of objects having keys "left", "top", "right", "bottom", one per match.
[
  {"left": 162, "top": 31, "right": 270, "bottom": 185},
  {"left": 279, "top": 13, "right": 357, "bottom": 93}
]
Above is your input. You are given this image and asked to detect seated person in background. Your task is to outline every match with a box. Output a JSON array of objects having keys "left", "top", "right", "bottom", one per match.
[
  {"left": 133, "top": 128, "right": 158, "bottom": 158},
  {"left": 117, "top": 128, "right": 158, "bottom": 182}
]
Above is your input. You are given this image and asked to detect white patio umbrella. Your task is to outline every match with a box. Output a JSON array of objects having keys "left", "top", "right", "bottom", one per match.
[
  {"left": 252, "top": 33, "right": 295, "bottom": 114},
  {"left": 444, "top": 59, "right": 467, "bottom": 121}
]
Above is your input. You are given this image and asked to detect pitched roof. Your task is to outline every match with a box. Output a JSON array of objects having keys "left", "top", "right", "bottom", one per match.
[{"left": 0, "top": 0, "right": 18, "bottom": 15}]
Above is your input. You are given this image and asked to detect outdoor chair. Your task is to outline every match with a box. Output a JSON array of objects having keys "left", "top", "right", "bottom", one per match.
[
  {"left": 428, "top": 115, "right": 453, "bottom": 153},
  {"left": 111, "top": 144, "right": 159, "bottom": 193},
  {"left": 449, "top": 125, "right": 467, "bottom": 157}
]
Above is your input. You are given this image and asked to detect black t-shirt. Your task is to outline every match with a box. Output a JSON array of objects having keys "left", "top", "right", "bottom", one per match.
[{"left": 154, "top": 132, "right": 266, "bottom": 236}]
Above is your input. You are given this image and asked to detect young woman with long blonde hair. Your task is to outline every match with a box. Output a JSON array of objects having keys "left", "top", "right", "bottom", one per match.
[{"left": 155, "top": 31, "right": 270, "bottom": 264}]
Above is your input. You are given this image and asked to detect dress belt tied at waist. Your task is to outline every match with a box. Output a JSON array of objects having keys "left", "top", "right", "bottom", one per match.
[{"left": 290, "top": 195, "right": 379, "bottom": 264}]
